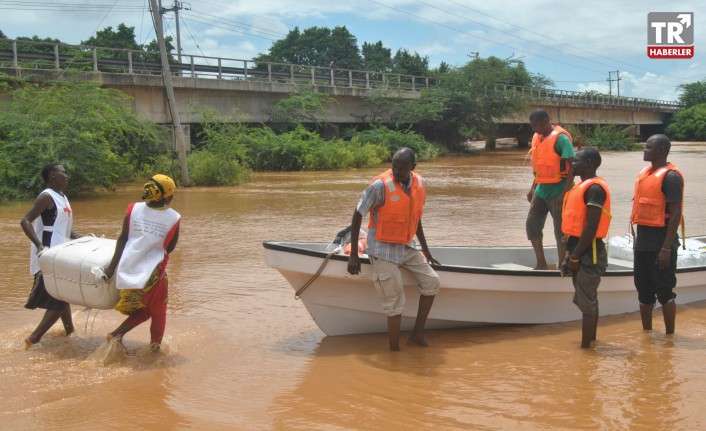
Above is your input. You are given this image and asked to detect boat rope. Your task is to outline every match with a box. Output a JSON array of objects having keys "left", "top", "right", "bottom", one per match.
[{"left": 294, "top": 247, "right": 340, "bottom": 300}]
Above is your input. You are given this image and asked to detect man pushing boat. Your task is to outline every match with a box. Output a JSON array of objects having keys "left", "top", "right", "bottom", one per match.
[{"left": 346, "top": 147, "right": 440, "bottom": 351}]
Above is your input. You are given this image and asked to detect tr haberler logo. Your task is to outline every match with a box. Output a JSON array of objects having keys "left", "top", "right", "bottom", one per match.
[{"left": 647, "top": 12, "right": 694, "bottom": 59}]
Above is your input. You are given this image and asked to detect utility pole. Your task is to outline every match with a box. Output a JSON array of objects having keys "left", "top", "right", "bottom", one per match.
[
  {"left": 158, "top": 0, "right": 189, "bottom": 63},
  {"left": 150, "top": 0, "right": 190, "bottom": 186},
  {"left": 607, "top": 70, "right": 621, "bottom": 97},
  {"left": 616, "top": 70, "right": 621, "bottom": 97}
]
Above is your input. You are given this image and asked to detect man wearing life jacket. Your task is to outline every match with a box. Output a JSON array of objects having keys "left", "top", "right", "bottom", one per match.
[
  {"left": 527, "top": 109, "right": 575, "bottom": 270},
  {"left": 103, "top": 174, "right": 181, "bottom": 350},
  {"left": 630, "top": 134, "right": 684, "bottom": 335},
  {"left": 347, "top": 147, "right": 440, "bottom": 351},
  {"left": 560, "top": 148, "right": 611, "bottom": 348}
]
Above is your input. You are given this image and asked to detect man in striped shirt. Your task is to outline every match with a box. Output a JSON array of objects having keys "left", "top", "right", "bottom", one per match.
[{"left": 347, "top": 147, "right": 440, "bottom": 351}]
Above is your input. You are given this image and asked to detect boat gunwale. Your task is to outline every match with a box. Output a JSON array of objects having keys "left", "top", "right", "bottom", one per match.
[{"left": 263, "top": 240, "right": 706, "bottom": 277}]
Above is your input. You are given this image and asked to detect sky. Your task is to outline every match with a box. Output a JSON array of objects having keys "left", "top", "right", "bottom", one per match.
[{"left": 0, "top": 0, "right": 704, "bottom": 101}]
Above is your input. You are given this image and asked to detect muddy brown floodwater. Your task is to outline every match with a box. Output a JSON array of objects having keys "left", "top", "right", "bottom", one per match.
[{"left": 1, "top": 143, "right": 705, "bottom": 430}]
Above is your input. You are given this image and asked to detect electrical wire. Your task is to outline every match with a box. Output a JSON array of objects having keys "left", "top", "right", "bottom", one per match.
[{"left": 443, "top": 0, "right": 693, "bottom": 83}]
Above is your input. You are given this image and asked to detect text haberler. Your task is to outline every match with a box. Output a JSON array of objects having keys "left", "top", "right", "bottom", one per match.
[{"left": 647, "top": 46, "right": 694, "bottom": 59}]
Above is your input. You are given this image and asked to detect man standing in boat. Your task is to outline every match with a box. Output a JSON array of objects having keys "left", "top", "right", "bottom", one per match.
[
  {"left": 527, "top": 109, "right": 575, "bottom": 269},
  {"left": 630, "top": 134, "right": 684, "bottom": 335},
  {"left": 347, "top": 147, "right": 440, "bottom": 351},
  {"left": 560, "top": 148, "right": 611, "bottom": 348}
]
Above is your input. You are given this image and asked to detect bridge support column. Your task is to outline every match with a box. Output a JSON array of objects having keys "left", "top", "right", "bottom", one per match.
[
  {"left": 517, "top": 137, "right": 529, "bottom": 149},
  {"left": 485, "top": 139, "right": 496, "bottom": 149}
]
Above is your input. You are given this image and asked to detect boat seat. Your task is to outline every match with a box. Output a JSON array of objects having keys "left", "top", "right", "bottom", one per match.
[{"left": 491, "top": 263, "right": 534, "bottom": 270}]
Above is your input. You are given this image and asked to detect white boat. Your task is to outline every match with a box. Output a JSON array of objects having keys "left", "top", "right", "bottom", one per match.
[{"left": 263, "top": 237, "right": 706, "bottom": 336}]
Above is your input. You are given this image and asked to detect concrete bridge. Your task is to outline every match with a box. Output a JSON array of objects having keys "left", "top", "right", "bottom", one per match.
[{"left": 0, "top": 38, "right": 681, "bottom": 142}]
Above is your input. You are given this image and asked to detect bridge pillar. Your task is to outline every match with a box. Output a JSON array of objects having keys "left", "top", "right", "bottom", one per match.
[{"left": 485, "top": 139, "right": 496, "bottom": 149}]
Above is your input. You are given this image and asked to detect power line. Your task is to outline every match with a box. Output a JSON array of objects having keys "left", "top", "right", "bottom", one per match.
[
  {"left": 442, "top": 0, "right": 692, "bottom": 84},
  {"left": 180, "top": 12, "right": 211, "bottom": 64},
  {"left": 181, "top": 11, "right": 284, "bottom": 40},
  {"left": 366, "top": 0, "right": 682, "bottom": 92},
  {"left": 180, "top": 15, "right": 278, "bottom": 41},
  {"left": 187, "top": 9, "right": 287, "bottom": 38},
  {"left": 365, "top": 0, "right": 607, "bottom": 76}
]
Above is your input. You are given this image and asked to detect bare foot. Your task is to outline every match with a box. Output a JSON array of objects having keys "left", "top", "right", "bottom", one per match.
[
  {"left": 106, "top": 333, "right": 123, "bottom": 343},
  {"left": 408, "top": 334, "right": 429, "bottom": 347},
  {"left": 64, "top": 325, "right": 75, "bottom": 336},
  {"left": 24, "top": 338, "right": 35, "bottom": 350}
]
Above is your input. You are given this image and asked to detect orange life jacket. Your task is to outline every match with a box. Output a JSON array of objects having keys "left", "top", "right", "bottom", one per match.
[
  {"left": 562, "top": 177, "right": 611, "bottom": 239},
  {"left": 530, "top": 124, "right": 573, "bottom": 184},
  {"left": 630, "top": 163, "right": 684, "bottom": 227},
  {"left": 368, "top": 169, "right": 425, "bottom": 244}
]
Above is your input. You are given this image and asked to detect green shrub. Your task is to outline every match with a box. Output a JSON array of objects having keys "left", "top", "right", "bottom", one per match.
[
  {"left": 584, "top": 125, "right": 636, "bottom": 151},
  {"left": 666, "top": 103, "right": 706, "bottom": 141},
  {"left": 0, "top": 79, "right": 169, "bottom": 201},
  {"left": 187, "top": 150, "right": 251, "bottom": 186},
  {"left": 354, "top": 125, "right": 441, "bottom": 160}
]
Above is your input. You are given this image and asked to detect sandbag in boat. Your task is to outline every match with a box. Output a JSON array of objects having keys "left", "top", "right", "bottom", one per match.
[{"left": 39, "top": 236, "right": 119, "bottom": 309}]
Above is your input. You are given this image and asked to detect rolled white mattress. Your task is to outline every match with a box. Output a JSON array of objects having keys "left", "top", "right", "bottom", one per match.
[{"left": 39, "top": 236, "right": 119, "bottom": 310}]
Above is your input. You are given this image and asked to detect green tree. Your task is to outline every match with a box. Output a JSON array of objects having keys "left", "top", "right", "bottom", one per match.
[
  {"left": 666, "top": 103, "right": 706, "bottom": 141},
  {"left": 392, "top": 49, "right": 429, "bottom": 76},
  {"left": 0, "top": 77, "right": 168, "bottom": 201},
  {"left": 268, "top": 90, "right": 336, "bottom": 128},
  {"left": 0, "top": 29, "right": 7, "bottom": 39},
  {"left": 408, "top": 56, "right": 544, "bottom": 148},
  {"left": 255, "top": 26, "right": 362, "bottom": 69},
  {"left": 676, "top": 80, "right": 706, "bottom": 108},
  {"left": 82, "top": 24, "right": 140, "bottom": 50},
  {"left": 362, "top": 41, "right": 392, "bottom": 72}
]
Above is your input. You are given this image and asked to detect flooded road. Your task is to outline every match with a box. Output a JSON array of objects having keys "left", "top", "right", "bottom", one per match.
[{"left": 1, "top": 143, "right": 705, "bottom": 430}]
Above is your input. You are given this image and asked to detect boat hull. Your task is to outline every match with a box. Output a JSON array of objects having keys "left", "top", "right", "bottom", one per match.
[{"left": 263, "top": 241, "right": 706, "bottom": 336}]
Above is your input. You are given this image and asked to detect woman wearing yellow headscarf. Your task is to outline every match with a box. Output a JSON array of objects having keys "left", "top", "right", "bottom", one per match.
[{"left": 103, "top": 174, "right": 181, "bottom": 350}]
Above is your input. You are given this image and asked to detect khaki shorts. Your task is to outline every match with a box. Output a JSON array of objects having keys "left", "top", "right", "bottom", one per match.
[{"left": 370, "top": 247, "right": 440, "bottom": 316}]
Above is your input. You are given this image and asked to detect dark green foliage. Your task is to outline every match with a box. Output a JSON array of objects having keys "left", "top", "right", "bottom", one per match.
[
  {"left": 187, "top": 150, "right": 251, "bottom": 186},
  {"left": 355, "top": 126, "right": 441, "bottom": 161},
  {"left": 195, "top": 109, "right": 437, "bottom": 174},
  {"left": 582, "top": 125, "right": 636, "bottom": 151},
  {"left": 0, "top": 78, "right": 169, "bottom": 201},
  {"left": 392, "top": 49, "right": 429, "bottom": 76},
  {"left": 666, "top": 103, "right": 706, "bottom": 141},
  {"left": 268, "top": 91, "right": 336, "bottom": 127},
  {"left": 255, "top": 26, "right": 361, "bottom": 69},
  {"left": 81, "top": 24, "right": 140, "bottom": 51},
  {"left": 677, "top": 80, "right": 706, "bottom": 108},
  {"left": 662, "top": 79, "right": 706, "bottom": 141},
  {"left": 362, "top": 41, "right": 392, "bottom": 72}
]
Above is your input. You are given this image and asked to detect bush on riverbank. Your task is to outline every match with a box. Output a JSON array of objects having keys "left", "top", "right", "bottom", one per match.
[
  {"left": 584, "top": 125, "right": 637, "bottom": 151},
  {"left": 195, "top": 111, "right": 439, "bottom": 175},
  {"left": 566, "top": 124, "right": 637, "bottom": 151},
  {"left": 0, "top": 77, "right": 169, "bottom": 201}
]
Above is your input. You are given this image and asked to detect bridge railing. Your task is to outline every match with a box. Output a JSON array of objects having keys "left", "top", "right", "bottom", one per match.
[
  {"left": 0, "top": 38, "right": 681, "bottom": 110},
  {"left": 492, "top": 84, "right": 682, "bottom": 112},
  {"left": 0, "top": 38, "right": 436, "bottom": 91}
]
